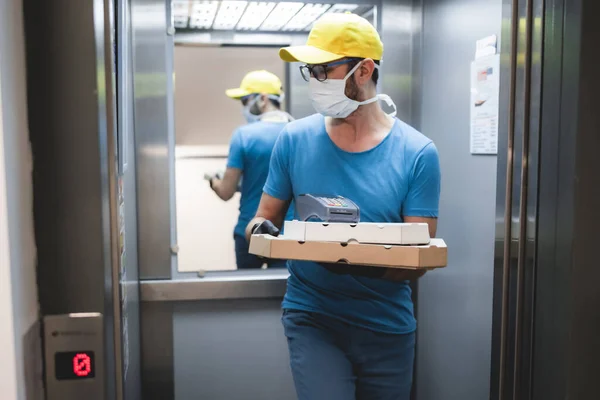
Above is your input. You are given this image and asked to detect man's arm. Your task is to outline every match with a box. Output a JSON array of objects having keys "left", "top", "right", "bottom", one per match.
[
  {"left": 210, "top": 167, "right": 242, "bottom": 201},
  {"left": 213, "top": 128, "right": 244, "bottom": 201},
  {"left": 246, "top": 128, "right": 293, "bottom": 241},
  {"left": 383, "top": 142, "right": 441, "bottom": 282},
  {"left": 245, "top": 193, "right": 290, "bottom": 242}
]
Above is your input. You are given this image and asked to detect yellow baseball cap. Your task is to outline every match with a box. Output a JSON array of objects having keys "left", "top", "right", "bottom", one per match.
[
  {"left": 225, "top": 70, "right": 283, "bottom": 99},
  {"left": 279, "top": 13, "right": 383, "bottom": 64}
]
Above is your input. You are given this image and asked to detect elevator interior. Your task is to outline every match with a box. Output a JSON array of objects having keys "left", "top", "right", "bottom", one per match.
[
  {"left": 139, "top": 1, "right": 502, "bottom": 399},
  {"left": 148, "top": 2, "right": 501, "bottom": 398},
  {"left": 22, "top": 0, "right": 600, "bottom": 399}
]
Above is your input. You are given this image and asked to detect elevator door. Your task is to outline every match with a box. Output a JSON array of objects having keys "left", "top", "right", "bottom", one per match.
[{"left": 23, "top": 0, "right": 142, "bottom": 398}]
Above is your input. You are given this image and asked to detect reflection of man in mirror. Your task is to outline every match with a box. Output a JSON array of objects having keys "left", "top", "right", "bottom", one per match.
[
  {"left": 245, "top": 13, "right": 440, "bottom": 400},
  {"left": 207, "top": 70, "right": 294, "bottom": 270}
]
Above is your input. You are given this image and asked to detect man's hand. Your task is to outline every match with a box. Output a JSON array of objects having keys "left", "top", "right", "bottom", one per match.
[
  {"left": 207, "top": 168, "right": 242, "bottom": 200},
  {"left": 251, "top": 219, "right": 280, "bottom": 237},
  {"left": 245, "top": 194, "right": 290, "bottom": 241},
  {"left": 247, "top": 219, "right": 280, "bottom": 261},
  {"left": 204, "top": 171, "right": 224, "bottom": 181},
  {"left": 382, "top": 268, "right": 427, "bottom": 282},
  {"left": 204, "top": 171, "right": 223, "bottom": 190}
]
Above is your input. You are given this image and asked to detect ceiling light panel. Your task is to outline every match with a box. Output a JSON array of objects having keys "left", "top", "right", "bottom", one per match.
[
  {"left": 327, "top": 4, "right": 359, "bottom": 13},
  {"left": 213, "top": 1, "right": 248, "bottom": 30},
  {"left": 236, "top": 2, "right": 277, "bottom": 30},
  {"left": 303, "top": 3, "right": 359, "bottom": 31},
  {"left": 282, "top": 3, "right": 331, "bottom": 31},
  {"left": 260, "top": 2, "right": 304, "bottom": 31},
  {"left": 189, "top": 1, "right": 219, "bottom": 29},
  {"left": 172, "top": 0, "right": 191, "bottom": 28}
]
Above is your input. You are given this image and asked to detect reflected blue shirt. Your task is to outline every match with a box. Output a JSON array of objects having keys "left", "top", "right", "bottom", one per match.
[
  {"left": 263, "top": 114, "right": 441, "bottom": 333},
  {"left": 227, "top": 121, "right": 294, "bottom": 238}
]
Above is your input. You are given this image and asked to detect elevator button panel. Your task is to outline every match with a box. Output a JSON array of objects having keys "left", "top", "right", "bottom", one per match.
[{"left": 43, "top": 313, "right": 104, "bottom": 400}]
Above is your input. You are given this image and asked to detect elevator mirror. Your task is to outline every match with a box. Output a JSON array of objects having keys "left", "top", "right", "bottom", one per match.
[{"left": 172, "top": 0, "right": 378, "bottom": 272}]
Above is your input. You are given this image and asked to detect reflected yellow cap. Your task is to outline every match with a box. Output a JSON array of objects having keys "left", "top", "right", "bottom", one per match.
[
  {"left": 279, "top": 13, "right": 383, "bottom": 64},
  {"left": 225, "top": 70, "right": 282, "bottom": 99}
]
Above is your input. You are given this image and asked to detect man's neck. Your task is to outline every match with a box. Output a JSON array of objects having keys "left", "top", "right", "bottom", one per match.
[
  {"left": 262, "top": 103, "right": 278, "bottom": 114},
  {"left": 327, "top": 103, "right": 394, "bottom": 152},
  {"left": 260, "top": 105, "right": 288, "bottom": 122}
]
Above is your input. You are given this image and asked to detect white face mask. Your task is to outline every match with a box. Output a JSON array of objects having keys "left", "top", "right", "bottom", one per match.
[
  {"left": 242, "top": 96, "right": 261, "bottom": 123},
  {"left": 242, "top": 94, "right": 289, "bottom": 123},
  {"left": 309, "top": 62, "right": 397, "bottom": 119}
]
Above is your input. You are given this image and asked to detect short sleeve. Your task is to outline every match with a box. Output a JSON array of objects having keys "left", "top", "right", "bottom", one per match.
[
  {"left": 226, "top": 129, "right": 244, "bottom": 170},
  {"left": 263, "top": 130, "right": 293, "bottom": 201},
  {"left": 402, "top": 142, "right": 441, "bottom": 217}
]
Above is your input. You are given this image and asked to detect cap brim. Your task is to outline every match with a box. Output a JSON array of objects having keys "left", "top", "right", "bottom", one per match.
[
  {"left": 225, "top": 88, "right": 250, "bottom": 99},
  {"left": 279, "top": 45, "right": 343, "bottom": 64}
]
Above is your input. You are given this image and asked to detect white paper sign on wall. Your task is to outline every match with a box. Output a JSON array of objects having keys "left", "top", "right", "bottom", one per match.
[{"left": 470, "top": 35, "right": 500, "bottom": 155}]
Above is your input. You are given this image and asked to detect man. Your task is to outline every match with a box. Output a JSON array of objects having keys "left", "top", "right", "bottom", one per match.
[
  {"left": 246, "top": 13, "right": 441, "bottom": 400},
  {"left": 208, "top": 70, "right": 294, "bottom": 269}
]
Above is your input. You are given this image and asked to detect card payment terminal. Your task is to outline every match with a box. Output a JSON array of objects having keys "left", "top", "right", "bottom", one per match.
[{"left": 296, "top": 194, "right": 360, "bottom": 223}]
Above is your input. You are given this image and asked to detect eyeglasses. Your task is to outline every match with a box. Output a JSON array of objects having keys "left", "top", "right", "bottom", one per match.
[{"left": 299, "top": 58, "right": 360, "bottom": 82}]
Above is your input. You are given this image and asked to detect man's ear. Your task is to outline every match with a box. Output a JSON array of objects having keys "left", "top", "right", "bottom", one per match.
[{"left": 358, "top": 59, "right": 375, "bottom": 84}]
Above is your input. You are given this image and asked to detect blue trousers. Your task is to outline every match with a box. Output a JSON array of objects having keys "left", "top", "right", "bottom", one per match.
[
  {"left": 233, "top": 235, "right": 287, "bottom": 269},
  {"left": 282, "top": 309, "right": 415, "bottom": 400}
]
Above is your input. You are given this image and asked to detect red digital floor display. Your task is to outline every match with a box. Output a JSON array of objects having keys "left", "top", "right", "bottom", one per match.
[{"left": 55, "top": 351, "right": 96, "bottom": 380}]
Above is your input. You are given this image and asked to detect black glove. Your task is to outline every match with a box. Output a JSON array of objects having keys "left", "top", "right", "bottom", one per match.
[
  {"left": 318, "top": 262, "right": 386, "bottom": 279},
  {"left": 251, "top": 220, "right": 280, "bottom": 237}
]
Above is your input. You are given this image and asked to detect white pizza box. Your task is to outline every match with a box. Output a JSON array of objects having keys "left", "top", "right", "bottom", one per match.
[
  {"left": 283, "top": 220, "right": 431, "bottom": 245},
  {"left": 249, "top": 235, "right": 447, "bottom": 270}
]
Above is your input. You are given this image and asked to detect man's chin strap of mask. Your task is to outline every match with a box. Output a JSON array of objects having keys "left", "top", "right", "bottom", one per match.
[
  {"left": 351, "top": 93, "right": 397, "bottom": 118},
  {"left": 376, "top": 94, "right": 397, "bottom": 118},
  {"left": 243, "top": 94, "right": 295, "bottom": 123}
]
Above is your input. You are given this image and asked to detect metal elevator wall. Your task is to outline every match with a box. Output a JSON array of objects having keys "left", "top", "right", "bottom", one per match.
[
  {"left": 116, "top": 0, "right": 142, "bottom": 398},
  {"left": 23, "top": 0, "right": 121, "bottom": 397},
  {"left": 416, "top": 0, "right": 501, "bottom": 399}
]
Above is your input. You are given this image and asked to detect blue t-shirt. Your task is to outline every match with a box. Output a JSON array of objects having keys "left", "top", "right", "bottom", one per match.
[
  {"left": 264, "top": 114, "right": 441, "bottom": 334},
  {"left": 227, "top": 120, "right": 294, "bottom": 238}
]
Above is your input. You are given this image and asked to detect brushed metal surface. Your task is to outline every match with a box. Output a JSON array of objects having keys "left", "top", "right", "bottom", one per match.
[
  {"left": 23, "top": 0, "right": 120, "bottom": 396},
  {"left": 115, "top": 0, "right": 142, "bottom": 399},
  {"left": 531, "top": 0, "right": 600, "bottom": 398},
  {"left": 131, "top": 0, "right": 176, "bottom": 279},
  {"left": 417, "top": 0, "right": 501, "bottom": 399},
  {"left": 44, "top": 314, "right": 105, "bottom": 400},
  {"left": 490, "top": 0, "right": 519, "bottom": 397},
  {"left": 491, "top": 0, "right": 544, "bottom": 397},
  {"left": 140, "top": 271, "right": 289, "bottom": 302}
]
